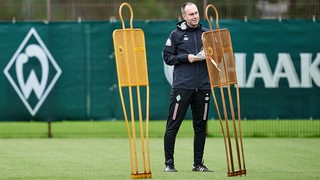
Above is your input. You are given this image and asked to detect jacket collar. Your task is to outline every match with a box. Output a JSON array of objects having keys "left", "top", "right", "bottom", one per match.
[{"left": 176, "top": 20, "right": 201, "bottom": 31}]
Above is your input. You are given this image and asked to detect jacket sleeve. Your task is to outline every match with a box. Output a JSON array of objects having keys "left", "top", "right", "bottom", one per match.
[{"left": 162, "top": 32, "right": 189, "bottom": 66}]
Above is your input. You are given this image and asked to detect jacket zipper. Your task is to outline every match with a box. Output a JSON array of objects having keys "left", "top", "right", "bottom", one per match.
[{"left": 193, "top": 32, "right": 199, "bottom": 89}]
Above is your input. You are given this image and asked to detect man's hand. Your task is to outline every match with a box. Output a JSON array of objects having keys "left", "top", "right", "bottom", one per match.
[{"left": 188, "top": 54, "right": 202, "bottom": 63}]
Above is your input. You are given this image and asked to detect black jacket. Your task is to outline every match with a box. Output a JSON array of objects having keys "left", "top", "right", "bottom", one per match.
[{"left": 163, "top": 21, "right": 210, "bottom": 90}]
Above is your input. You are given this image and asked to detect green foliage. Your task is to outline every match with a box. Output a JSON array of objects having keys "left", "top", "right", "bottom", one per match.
[{"left": 0, "top": 0, "right": 318, "bottom": 21}]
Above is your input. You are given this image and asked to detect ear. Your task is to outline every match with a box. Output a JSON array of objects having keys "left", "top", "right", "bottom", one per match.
[{"left": 182, "top": 13, "right": 186, "bottom": 20}]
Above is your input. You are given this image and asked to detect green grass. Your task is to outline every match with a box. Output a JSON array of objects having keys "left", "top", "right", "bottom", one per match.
[
  {"left": 0, "top": 138, "right": 319, "bottom": 179},
  {"left": 0, "top": 120, "right": 319, "bottom": 179},
  {"left": 0, "top": 120, "right": 319, "bottom": 138}
]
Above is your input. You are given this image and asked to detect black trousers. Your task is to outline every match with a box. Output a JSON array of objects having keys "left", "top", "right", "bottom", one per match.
[{"left": 164, "top": 88, "right": 211, "bottom": 166}]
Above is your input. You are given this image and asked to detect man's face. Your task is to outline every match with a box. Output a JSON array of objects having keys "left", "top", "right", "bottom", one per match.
[{"left": 182, "top": 4, "right": 200, "bottom": 28}]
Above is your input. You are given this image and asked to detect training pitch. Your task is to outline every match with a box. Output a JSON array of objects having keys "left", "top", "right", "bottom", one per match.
[{"left": 0, "top": 138, "right": 319, "bottom": 180}]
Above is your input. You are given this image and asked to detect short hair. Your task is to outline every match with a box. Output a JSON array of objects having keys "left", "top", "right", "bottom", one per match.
[{"left": 181, "top": 2, "right": 196, "bottom": 14}]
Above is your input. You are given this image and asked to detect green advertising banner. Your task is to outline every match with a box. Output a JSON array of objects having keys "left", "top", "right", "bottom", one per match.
[{"left": 0, "top": 20, "right": 319, "bottom": 121}]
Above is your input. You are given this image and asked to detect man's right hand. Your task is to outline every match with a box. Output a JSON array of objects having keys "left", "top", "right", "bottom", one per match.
[{"left": 188, "top": 54, "right": 202, "bottom": 63}]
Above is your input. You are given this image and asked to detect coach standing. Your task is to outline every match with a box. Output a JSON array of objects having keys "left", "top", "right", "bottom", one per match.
[{"left": 162, "top": 2, "right": 213, "bottom": 172}]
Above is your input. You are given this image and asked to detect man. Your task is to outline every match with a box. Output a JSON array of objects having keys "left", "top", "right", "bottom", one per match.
[{"left": 162, "top": 2, "right": 213, "bottom": 172}]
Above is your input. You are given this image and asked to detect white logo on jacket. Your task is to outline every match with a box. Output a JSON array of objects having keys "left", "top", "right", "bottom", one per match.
[{"left": 165, "top": 38, "right": 172, "bottom": 46}]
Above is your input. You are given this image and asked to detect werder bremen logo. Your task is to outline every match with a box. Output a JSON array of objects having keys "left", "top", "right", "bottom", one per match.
[{"left": 4, "top": 28, "right": 62, "bottom": 116}]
